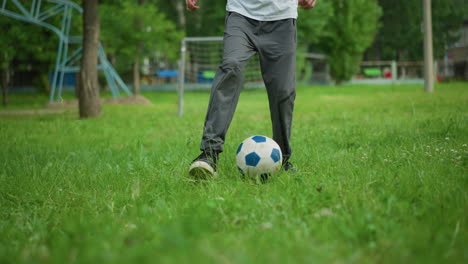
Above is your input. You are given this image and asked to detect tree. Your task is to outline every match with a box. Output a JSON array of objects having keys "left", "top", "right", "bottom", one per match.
[
  {"left": 79, "top": 0, "right": 102, "bottom": 118},
  {"left": 156, "top": 0, "right": 225, "bottom": 36},
  {"left": 370, "top": 0, "right": 466, "bottom": 61},
  {"left": 319, "top": 0, "right": 382, "bottom": 84},
  {"left": 100, "top": 0, "right": 183, "bottom": 94},
  {"left": 132, "top": 0, "right": 146, "bottom": 95},
  {"left": 372, "top": 0, "right": 421, "bottom": 60},
  {"left": 0, "top": 14, "right": 59, "bottom": 106},
  {"left": 297, "top": 2, "right": 333, "bottom": 46},
  {"left": 296, "top": 2, "right": 333, "bottom": 82},
  {"left": 1, "top": 55, "right": 10, "bottom": 106},
  {"left": 0, "top": 17, "right": 15, "bottom": 106},
  {"left": 428, "top": 0, "right": 465, "bottom": 59}
]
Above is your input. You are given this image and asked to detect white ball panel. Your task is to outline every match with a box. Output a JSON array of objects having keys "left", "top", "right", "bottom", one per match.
[{"left": 235, "top": 135, "right": 283, "bottom": 178}]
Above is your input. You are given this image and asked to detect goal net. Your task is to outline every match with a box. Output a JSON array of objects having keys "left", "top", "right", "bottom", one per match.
[{"left": 177, "top": 37, "right": 263, "bottom": 116}]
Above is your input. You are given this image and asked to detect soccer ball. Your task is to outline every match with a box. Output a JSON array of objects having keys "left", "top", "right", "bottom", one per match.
[{"left": 236, "top": 135, "right": 282, "bottom": 180}]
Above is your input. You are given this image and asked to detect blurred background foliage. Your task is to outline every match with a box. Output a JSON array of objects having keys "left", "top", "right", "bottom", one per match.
[{"left": 0, "top": 0, "right": 466, "bottom": 86}]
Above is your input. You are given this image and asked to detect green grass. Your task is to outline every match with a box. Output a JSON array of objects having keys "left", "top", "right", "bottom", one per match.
[{"left": 1, "top": 83, "right": 467, "bottom": 263}]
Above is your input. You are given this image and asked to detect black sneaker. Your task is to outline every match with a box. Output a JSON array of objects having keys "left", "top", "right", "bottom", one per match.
[
  {"left": 189, "top": 151, "right": 219, "bottom": 179},
  {"left": 283, "top": 161, "right": 296, "bottom": 173}
]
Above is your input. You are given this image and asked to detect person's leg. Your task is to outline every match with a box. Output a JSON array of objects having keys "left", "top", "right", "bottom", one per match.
[
  {"left": 200, "top": 12, "right": 257, "bottom": 154},
  {"left": 257, "top": 19, "right": 297, "bottom": 162},
  {"left": 190, "top": 13, "right": 258, "bottom": 178}
]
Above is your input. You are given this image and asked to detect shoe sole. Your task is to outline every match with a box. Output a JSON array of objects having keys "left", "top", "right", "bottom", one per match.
[{"left": 189, "top": 161, "right": 217, "bottom": 179}]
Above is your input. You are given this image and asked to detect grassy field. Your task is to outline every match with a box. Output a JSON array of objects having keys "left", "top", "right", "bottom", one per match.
[{"left": 0, "top": 83, "right": 467, "bottom": 263}]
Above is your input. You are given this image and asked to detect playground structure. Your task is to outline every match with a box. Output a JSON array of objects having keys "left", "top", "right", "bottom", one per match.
[{"left": 0, "top": 0, "right": 132, "bottom": 102}]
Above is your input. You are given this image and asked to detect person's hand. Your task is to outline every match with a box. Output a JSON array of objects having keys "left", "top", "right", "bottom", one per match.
[
  {"left": 299, "top": 0, "right": 317, "bottom": 10},
  {"left": 186, "top": 0, "right": 200, "bottom": 12}
]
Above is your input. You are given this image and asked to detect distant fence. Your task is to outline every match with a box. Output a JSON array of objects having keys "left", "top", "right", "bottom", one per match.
[
  {"left": 8, "top": 59, "right": 459, "bottom": 94},
  {"left": 352, "top": 60, "right": 426, "bottom": 85}
]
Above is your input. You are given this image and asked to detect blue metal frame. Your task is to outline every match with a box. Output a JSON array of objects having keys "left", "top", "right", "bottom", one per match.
[{"left": 0, "top": 0, "right": 132, "bottom": 101}]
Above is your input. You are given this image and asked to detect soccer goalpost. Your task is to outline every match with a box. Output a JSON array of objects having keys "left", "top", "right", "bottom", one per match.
[{"left": 177, "top": 37, "right": 264, "bottom": 116}]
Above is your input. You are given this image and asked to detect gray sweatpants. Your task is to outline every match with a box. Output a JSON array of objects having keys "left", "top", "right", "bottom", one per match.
[{"left": 200, "top": 12, "right": 297, "bottom": 161}]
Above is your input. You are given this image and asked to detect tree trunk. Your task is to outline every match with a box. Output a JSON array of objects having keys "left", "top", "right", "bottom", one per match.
[
  {"left": 37, "top": 72, "right": 51, "bottom": 95},
  {"left": 1, "top": 66, "right": 9, "bottom": 107},
  {"left": 133, "top": 56, "right": 141, "bottom": 95},
  {"left": 75, "top": 72, "right": 80, "bottom": 99},
  {"left": 78, "top": 0, "right": 102, "bottom": 118},
  {"left": 131, "top": 0, "right": 145, "bottom": 95},
  {"left": 175, "top": 0, "right": 186, "bottom": 30}
]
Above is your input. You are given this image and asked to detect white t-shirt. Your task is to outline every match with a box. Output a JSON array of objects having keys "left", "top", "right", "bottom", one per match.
[{"left": 226, "top": 0, "right": 298, "bottom": 21}]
